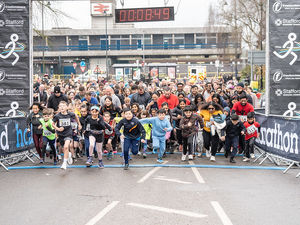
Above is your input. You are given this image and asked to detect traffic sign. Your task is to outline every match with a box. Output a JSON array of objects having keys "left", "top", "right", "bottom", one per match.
[
  {"left": 73, "top": 62, "right": 77, "bottom": 70},
  {"left": 248, "top": 51, "right": 265, "bottom": 65},
  {"left": 80, "top": 61, "right": 86, "bottom": 73}
]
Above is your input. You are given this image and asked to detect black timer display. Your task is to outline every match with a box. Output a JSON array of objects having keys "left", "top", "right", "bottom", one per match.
[{"left": 115, "top": 7, "right": 174, "bottom": 23}]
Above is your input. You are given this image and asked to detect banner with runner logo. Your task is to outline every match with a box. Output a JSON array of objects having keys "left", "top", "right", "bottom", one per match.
[
  {"left": 0, "top": 0, "right": 30, "bottom": 117},
  {"left": 255, "top": 113, "right": 300, "bottom": 162},
  {"left": 269, "top": 0, "right": 300, "bottom": 116},
  {"left": 0, "top": 117, "right": 34, "bottom": 156}
]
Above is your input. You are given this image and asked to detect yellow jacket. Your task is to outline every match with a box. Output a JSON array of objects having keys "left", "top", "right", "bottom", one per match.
[{"left": 199, "top": 110, "right": 223, "bottom": 132}]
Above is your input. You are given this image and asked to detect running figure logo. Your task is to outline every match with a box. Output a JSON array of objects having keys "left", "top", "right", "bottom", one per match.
[
  {"left": 273, "top": 33, "right": 298, "bottom": 66},
  {"left": 0, "top": 34, "right": 20, "bottom": 66}
]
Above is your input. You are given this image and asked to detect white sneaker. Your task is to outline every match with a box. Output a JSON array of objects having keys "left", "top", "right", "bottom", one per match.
[
  {"left": 137, "top": 151, "right": 142, "bottom": 156},
  {"left": 58, "top": 154, "right": 62, "bottom": 160},
  {"left": 206, "top": 149, "right": 211, "bottom": 158},
  {"left": 60, "top": 162, "right": 67, "bottom": 170},
  {"left": 250, "top": 153, "right": 255, "bottom": 159},
  {"left": 188, "top": 155, "right": 193, "bottom": 160},
  {"left": 181, "top": 154, "right": 187, "bottom": 161},
  {"left": 210, "top": 156, "right": 216, "bottom": 162},
  {"left": 243, "top": 158, "right": 250, "bottom": 162},
  {"left": 68, "top": 152, "right": 73, "bottom": 165}
]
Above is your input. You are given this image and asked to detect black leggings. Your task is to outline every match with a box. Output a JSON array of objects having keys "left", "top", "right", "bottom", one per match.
[
  {"left": 203, "top": 130, "right": 220, "bottom": 156},
  {"left": 183, "top": 135, "right": 196, "bottom": 155}
]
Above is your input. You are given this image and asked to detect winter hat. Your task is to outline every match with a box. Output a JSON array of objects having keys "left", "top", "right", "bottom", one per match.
[
  {"left": 223, "top": 107, "right": 230, "bottom": 114},
  {"left": 54, "top": 86, "right": 61, "bottom": 93}
]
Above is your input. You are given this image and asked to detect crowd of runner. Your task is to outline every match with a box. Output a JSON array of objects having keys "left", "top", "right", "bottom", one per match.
[{"left": 27, "top": 76, "right": 261, "bottom": 170}]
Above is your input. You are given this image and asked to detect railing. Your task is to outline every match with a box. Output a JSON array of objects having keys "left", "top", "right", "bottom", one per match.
[{"left": 33, "top": 43, "right": 241, "bottom": 52}]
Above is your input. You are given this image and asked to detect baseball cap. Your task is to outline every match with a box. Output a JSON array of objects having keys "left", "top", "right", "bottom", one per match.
[{"left": 91, "top": 105, "right": 100, "bottom": 111}]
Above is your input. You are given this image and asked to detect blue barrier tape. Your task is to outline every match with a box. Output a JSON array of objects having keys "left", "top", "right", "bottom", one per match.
[
  {"left": 107, "top": 152, "right": 246, "bottom": 156},
  {"left": 7, "top": 164, "right": 286, "bottom": 171}
]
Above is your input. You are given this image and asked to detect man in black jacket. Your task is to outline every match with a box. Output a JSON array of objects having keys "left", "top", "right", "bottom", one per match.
[
  {"left": 221, "top": 114, "right": 246, "bottom": 163},
  {"left": 131, "top": 84, "right": 151, "bottom": 110},
  {"left": 33, "top": 84, "right": 48, "bottom": 106},
  {"left": 47, "top": 86, "right": 68, "bottom": 113}
]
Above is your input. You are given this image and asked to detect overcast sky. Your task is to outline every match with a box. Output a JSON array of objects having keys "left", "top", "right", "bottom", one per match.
[{"left": 34, "top": 0, "right": 218, "bottom": 30}]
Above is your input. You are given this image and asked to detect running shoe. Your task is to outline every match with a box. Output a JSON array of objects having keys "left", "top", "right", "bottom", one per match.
[
  {"left": 157, "top": 158, "right": 164, "bottom": 164},
  {"left": 107, "top": 152, "right": 113, "bottom": 160},
  {"left": 181, "top": 154, "right": 187, "bottom": 161},
  {"left": 152, "top": 149, "right": 157, "bottom": 154},
  {"left": 206, "top": 149, "right": 211, "bottom": 158},
  {"left": 54, "top": 160, "right": 57, "bottom": 166},
  {"left": 103, "top": 150, "right": 108, "bottom": 154},
  {"left": 98, "top": 160, "right": 104, "bottom": 169},
  {"left": 60, "top": 162, "right": 67, "bottom": 170},
  {"left": 68, "top": 152, "right": 73, "bottom": 165},
  {"left": 243, "top": 158, "right": 250, "bottom": 162},
  {"left": 86, "top": 156, "right": 93, "bottom": 167},
  {"left": 137, "top": 151, "right": 142, "bottom": 156},
  {"left": 250, "top": 153, "right": 255, "bottom": 159},
  {"left": 188, "top": 155, "right": 193, "bottom": 160},
  {"left": 40, "top": 159, "right": 44, "bottom": 164},
  {"left": 210, "top": 156, "right": 216, "bottom": 162},
  {"left": 143, "top": 153, "right": 147, "bottom": 158},
  {"left": 124, "top": 164, "right": 129, "bottom": 170},
  {"left": 113, "top": 150, "right": 117, "bottom": 154}
]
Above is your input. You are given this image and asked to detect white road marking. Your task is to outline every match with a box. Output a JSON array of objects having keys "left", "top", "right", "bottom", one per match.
[
  {"left": 137, "top": 161, "right": 168, "bottom": 183},
  {"left": 189, "top": 161, "right": 205, "bottom": 183},
  {"left": 127, "top": 203, "right": 207, "bottom": 218},
  {"left": 211, "top": 201, "right": 233, "bottom": 225},
  {"left": 85, "top": 201, "right": 120, "bottom": 225},
  {"left": 153, "top": 176, "right": 192, "bottom": 184}
]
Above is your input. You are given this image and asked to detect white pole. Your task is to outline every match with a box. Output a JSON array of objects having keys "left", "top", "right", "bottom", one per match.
[
  {"left": 265, "top": 0, "right": 270, "bottom": 116},
  {"left": 250, "top": 48, "right": 253, "bottom": 82}
]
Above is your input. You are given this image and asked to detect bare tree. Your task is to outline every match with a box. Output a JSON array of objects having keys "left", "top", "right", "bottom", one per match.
[{"left": 216, "top": 0, "right": 266, "bottom": 50}]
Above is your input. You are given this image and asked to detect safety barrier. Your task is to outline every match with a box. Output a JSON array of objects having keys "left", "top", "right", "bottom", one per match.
[
  {"left": 254, "top": 111, "right": 300, "bottom": 178},
  {"left": 0, "top": 117, "right": 35, "bottom": 171}
]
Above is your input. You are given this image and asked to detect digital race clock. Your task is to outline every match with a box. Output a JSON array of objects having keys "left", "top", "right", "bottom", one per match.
[{"left": 115, "top": 7, "right": 174, "bottom": 23}]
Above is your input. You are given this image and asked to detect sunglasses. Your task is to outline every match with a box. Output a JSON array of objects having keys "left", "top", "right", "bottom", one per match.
[{"left": 208, "top": 108, "right": 215, "bottom": 110}]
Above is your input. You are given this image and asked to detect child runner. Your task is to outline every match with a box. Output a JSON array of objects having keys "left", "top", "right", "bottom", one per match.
[
  {"left": 115, "top": 108, "right": 146, "bottom": 170},
  {"left": 84, "top": 105, "right": 112, "bottom": 168},
  {"left": 140, "top": 109, "right": 173, "bottom": 163},
  {"left": 103, "top": 111, "right": 116, "bottom": 160},
  {"left": 26, "top": 102, "right": 44, "bottom": 163},
  {"left": 139, "top": 110, "right": 152, "bottom": 158},
  {"left": 243, "top": 112, "right": 260, "bottom": 161},
  {"left": 38, "top": 108, "right": 57, "bottom": 165},
  {"left": 79, "top": 105, "right": 90, "bottom": 157},
  {"left": 220, "top": 114, "right": 246, "bottom": 163},
  {"left": 53, "top": 101, "right": 81, "bottom": 170},
  {"left": 179, "top": 106, "right": 204, "bottom": 161}
]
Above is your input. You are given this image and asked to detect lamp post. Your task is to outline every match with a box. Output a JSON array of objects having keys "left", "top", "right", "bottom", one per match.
[
  {"left": 233, "top": 0, "right": 238, "bottom": 80},
  {"left": 104, "top": 10, "right": 108, "bottom": 80},
  {"left": 41, "top": 1, "right": 50, "bottom": 76}
]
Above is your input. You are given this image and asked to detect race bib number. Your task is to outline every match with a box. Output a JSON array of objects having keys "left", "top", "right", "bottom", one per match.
[
  {"left": 247, "top": 125, "right": 256, "bottom": 134},
  {"left": 71, "top": 122, "right": 78, "bottom": 130},
  {"left": 59, "top": 118, "right": 71, "bottom": 127},
  {"left": 44, "top": 129, "right": 52, "bottom": 136},
  {"left": 86, "top": 124, "right": 91, "bottom": 131},
  {"left": 105, "top": 129, "right": 113, "bottom": 135}
]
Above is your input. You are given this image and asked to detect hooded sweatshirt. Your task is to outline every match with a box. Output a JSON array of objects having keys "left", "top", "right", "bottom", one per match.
[{"left": 140, "top": 117, "right": 173, "bottom": 138}]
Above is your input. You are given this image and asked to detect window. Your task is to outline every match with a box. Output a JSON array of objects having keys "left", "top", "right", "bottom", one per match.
[
  {"left": 174, "top": 34, "right": 184, "bottom": 45},
  {"left": 196, "top": 33, "right": 206, "bottom": 45}
]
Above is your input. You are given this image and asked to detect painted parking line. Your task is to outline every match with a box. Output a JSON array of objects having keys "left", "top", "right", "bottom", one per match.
[
  {"left": 153, "top": 176, "right": 192, "bottom": 184},
  {"left": 137, "top": 161, "right": 168, "bottom": 183},
  {"left": 6, "top": 164, "right": 286, "bottom": 171},
  {"left": 211, "top": 201, "right": 233, "bottom": 225},
  {"left": 127, "top": 202, "right": 207, "bottom": 218},
  {"left": 189, "top": 161, "right": 205, "bottom": 183},
  {"left": 85, "top": 201, "right": 120, "bottom": 225}
]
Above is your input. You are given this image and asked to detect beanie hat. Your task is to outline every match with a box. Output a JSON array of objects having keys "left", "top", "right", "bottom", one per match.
[
  {"left": 223, "top": 107, "right": 230, "bottom": 114},
  {"left": 54, "top": 86, "right": 61, "bottom": 93}
]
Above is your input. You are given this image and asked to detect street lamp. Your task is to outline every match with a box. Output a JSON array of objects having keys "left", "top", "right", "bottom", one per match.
[
  {"left": 41, "top": 1, "right": 51, "bottom": 76},
  {"left": 104, "top": 10, "right": 108, "bottom": 80}
]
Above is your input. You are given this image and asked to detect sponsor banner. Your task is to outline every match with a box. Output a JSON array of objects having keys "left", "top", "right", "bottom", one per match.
[
  {"left": 269, "top": 0, "right": 300, "bottom": 116},
  {"left": 0, "top": 117, "right": 34, "bottom": 156},
  {"left": 255, "top": 113, "right": 300, "bottom": 162},
  {"left": 0, "top": 0, "right": 30, "bottom": 117}
]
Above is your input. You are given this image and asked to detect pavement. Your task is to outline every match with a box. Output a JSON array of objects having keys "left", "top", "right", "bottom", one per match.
[{"left": 1, "top": 152, "right": 300, "bottom": 225}]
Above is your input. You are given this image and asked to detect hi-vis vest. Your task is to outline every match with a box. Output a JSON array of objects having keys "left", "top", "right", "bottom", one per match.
[{"left": 39, "top": 119, "right": 56, "bottom": 140}]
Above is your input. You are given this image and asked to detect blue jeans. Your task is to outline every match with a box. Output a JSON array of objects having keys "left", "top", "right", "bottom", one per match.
[
  {"left": 153, "top": 136, "right": 166, "bottom": 159},
  {"left": 225, "top": 136, "right": 239, "bottom": 158},
  {"left": 123, "top": 137, "right": 140, "bottom": 164}
]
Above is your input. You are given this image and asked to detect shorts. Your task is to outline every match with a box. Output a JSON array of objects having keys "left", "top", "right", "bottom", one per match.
[
  {"left": 91, "top": 133, "right": 103, "bottom": 143},
  {"left": 57, "top": 136, "right": 73, "bottom": 146},
  {"left": 73, "top": 135, "right": 79, "bottom": 142}
]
